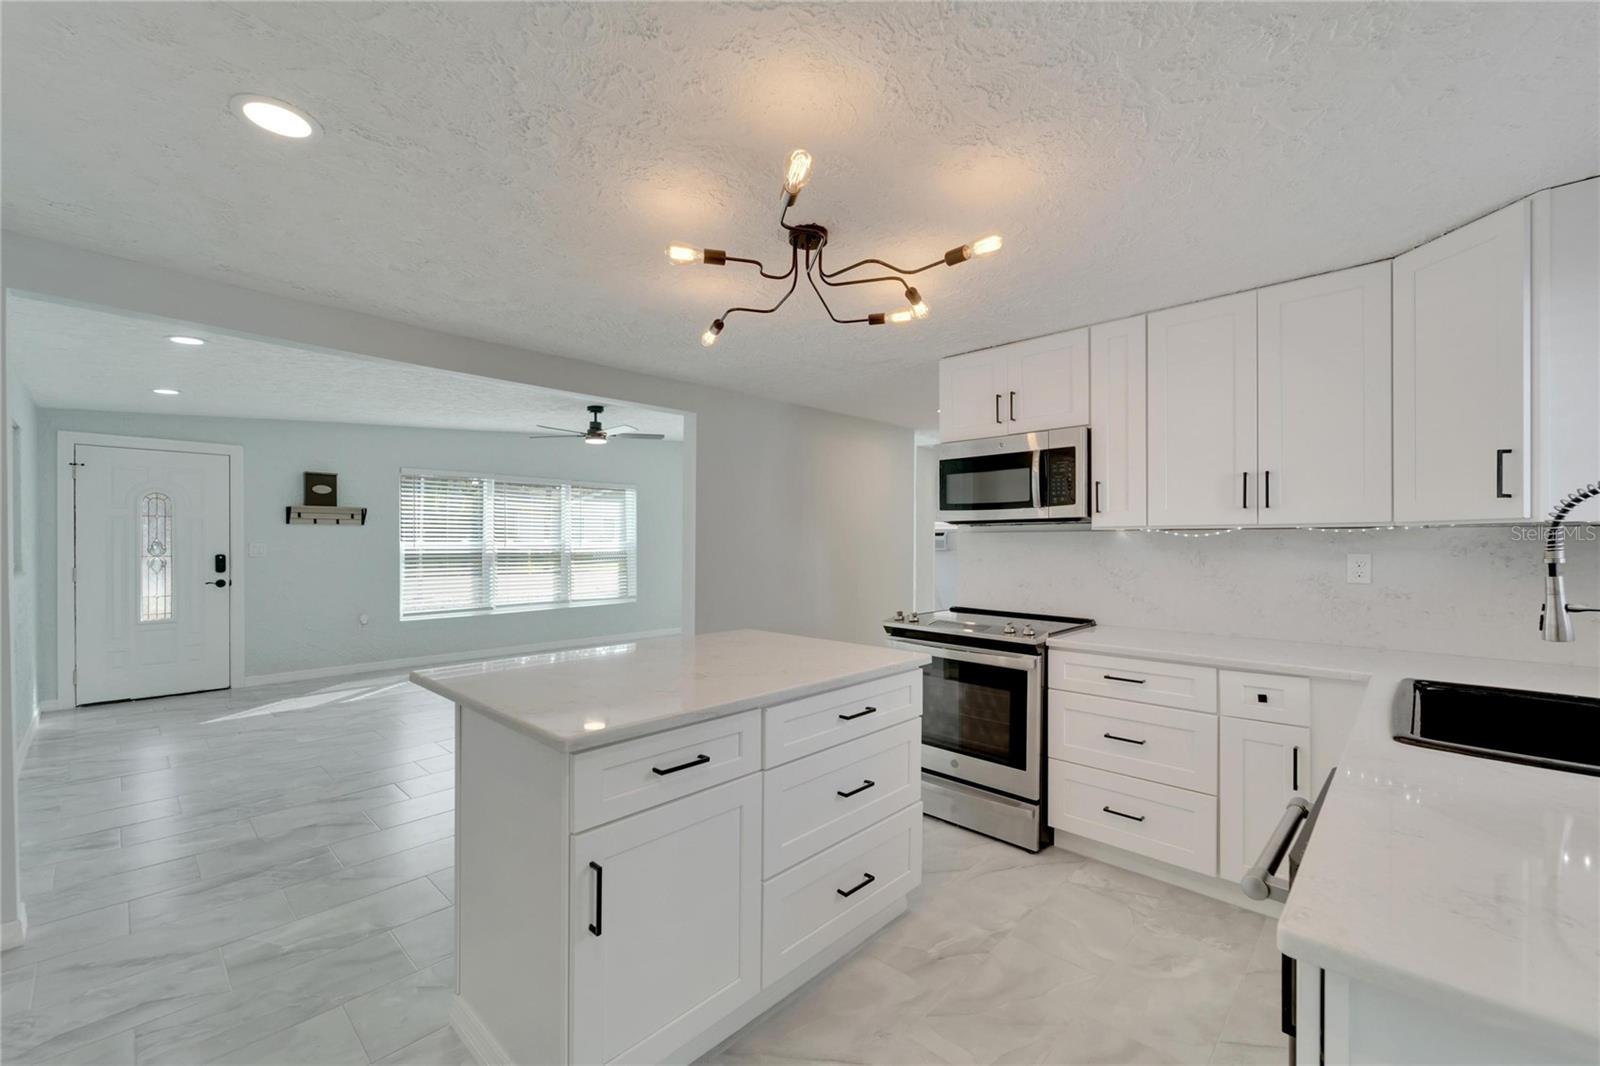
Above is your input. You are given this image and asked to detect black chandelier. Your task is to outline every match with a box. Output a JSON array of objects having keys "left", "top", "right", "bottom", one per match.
[{"left": 668, "top": 149, "right": 1003, "bottom": 347}]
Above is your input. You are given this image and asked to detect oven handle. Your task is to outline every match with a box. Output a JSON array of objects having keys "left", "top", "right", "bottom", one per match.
[
  {"left": 886, "top": 638, "right": 1040, "bottom": 674},
  {"left": 1241, "top": 796, "right": 1310, "bottom": 902}
]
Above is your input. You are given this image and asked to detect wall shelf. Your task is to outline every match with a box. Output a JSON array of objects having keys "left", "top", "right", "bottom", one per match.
[{"left": 286, "top": 505, "right": 367, "bottom": 526}]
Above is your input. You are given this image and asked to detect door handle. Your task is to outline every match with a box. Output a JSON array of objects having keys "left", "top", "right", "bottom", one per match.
[
  {"left": 1242, "top": 471, "right": 1250, "bottom": 509},
  {"left": 587, "top": 861, "right": 603, "bottom": 936},
  {"left": 836, "top": 873, "right": 876, "bottom": 898},
  {"left": 995, "top": 394, "right": 1002, "bottom": 424},
  {"left": 207, "top": 579, "right": 229, "bottom": 588},
  {"left": 1495, "top": 449, "right": 1513, "bottom": 499},
  {"left": 1292, "top": 745, "right": 1300, "bottom": 791},
  {"left": 1094, "top": 480, "right": 1103, "bottom": 514},
  {"left": 1103, "top": 732, "right": 1147, "bottom": 746},
  {"left": 838, "top": 705, "right": 877, "bottom": 721},
  {"left": 1009, "top": 391, "right": 1017, "bottom": 421},
  {"left": 1102, "top": 805, "right": 1145, "bottom": 823},
  {"left": 1103, "top": 674, "right": 1146, "bottom": 685},
  {"left": 650, "top": 753, "right": 710, "bottom": 776},
  {"left": 836, "top": 779, "right": 876, "bottom": 798},
  {"left": 1264, "top": 470, "right": 1272, "bottom": 509}
]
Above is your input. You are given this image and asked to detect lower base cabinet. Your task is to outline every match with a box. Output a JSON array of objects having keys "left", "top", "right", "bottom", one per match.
[
  {"left": 570, "top": 776, "right": 763, "bottom": 1065},
  {"left": 1049, "top": 759, "right": 1219, "bottom": 876},
  {"left": 1218, "top": 717, "right": 1310, "bottom": 883}
]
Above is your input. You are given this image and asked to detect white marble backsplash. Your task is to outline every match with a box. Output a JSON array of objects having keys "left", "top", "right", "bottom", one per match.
[{"left": 947, "top": 524, "right": 1600, "bottom": 666}]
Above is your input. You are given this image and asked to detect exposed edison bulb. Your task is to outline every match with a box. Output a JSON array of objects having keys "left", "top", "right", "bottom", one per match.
[
  {"left": 783, "top": 149, "right": 813, "bottom": 196},
  {"left": 666, "top": 244, "right": 703, "bottom": 265},
  {"left": 701, "top": 319, "right": 724, "bottom": 347},
  {"left": 970, "top": 234, "right": 1003, "bottom": 257},
  {"left": 906, "top": 288, "right": 930, "bottom": 319},
  {"left": 886, "top": 308, "right": 915, "bottom": 325}
]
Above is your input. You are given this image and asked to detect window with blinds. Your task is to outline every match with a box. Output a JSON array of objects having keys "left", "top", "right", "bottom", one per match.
[{"left": 399, "top": 471, "right": 637, "bottom": 618}]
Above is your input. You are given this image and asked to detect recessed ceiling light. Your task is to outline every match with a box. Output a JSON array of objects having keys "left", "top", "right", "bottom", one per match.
[
  {"left": 229, "top": 94, "right": 319, "bottom": 139},
  {"left": 167, "top": 335, "right": 205, "bottom": 346},
  {"left": 152, "top": 388, "right": 181, "bottom": 396}
]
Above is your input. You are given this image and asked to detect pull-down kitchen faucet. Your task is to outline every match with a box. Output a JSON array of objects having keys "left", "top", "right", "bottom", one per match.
[{"left": 1541, "top": 482, "right": 1600, "bottom": 642}]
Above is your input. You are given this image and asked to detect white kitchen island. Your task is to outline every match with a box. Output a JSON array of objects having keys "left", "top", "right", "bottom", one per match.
[{"left": 411, "top": 630, "right": 929, "bottom": 1066}]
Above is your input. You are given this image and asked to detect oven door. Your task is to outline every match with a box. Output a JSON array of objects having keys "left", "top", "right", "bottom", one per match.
[
  {"left": 890, "top": 638, "right": 1042, "bottom": 800},
  {"left": 936, "top": 433, "right": 1046, "bottom": 523}
]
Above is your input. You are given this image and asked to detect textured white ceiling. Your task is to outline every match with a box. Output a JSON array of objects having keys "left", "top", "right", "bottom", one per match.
[
  {"left": 6, "top": 294, "right": 685, "bottom": 439},
  {"left": 3, "top": 3, "right": 1595, "bottom": 429}
]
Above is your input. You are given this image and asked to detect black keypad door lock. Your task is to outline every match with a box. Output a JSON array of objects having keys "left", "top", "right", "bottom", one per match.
[{"left": 214, "top": 553, "right": 227, "bottom": 574}]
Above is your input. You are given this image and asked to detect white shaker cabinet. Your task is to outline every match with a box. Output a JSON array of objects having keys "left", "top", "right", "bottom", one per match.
[
  {"left": 1147, "top": 292, "right": 1259, "bottom": 527},
  {"left": 1089, "top": 315, "right": 1148, "bottom": 528},
  {"left": 570, "top": 776, "right": 763, "bottom": 1065},
  {"left": 939, "top": 329, "right": 1089, "bottom": 442},
  {"left": 1257, "top": 263, "right": 1393, "bottom": 525},
  {"left": 1218, "top": 716, "right": 1309, "bottom": 884},
  {"left": 1394, "top": 199, "right": 1532, "bottom": 522}
]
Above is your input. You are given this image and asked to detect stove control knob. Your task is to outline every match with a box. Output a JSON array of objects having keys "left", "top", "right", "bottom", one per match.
[
  {"left": 1002, "top": 622, "right": 1018, "bottom": 635},
  {"left": 1022, "top": 624, "right": 1037, "bottom": 638},
  {"left": 906, "top": 611, "right": 919, "bottom": 623},
  {"left": 893, "top": 610, "right": 905, "bottom": 622}
]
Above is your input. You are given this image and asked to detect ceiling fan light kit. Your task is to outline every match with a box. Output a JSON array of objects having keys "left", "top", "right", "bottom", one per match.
[{"left": 668, "top": 149, "right": 1002, "bottom": 345}]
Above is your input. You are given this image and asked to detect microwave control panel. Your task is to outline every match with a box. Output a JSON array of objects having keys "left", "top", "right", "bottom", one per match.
[{"left": 1043, "top": 450, "right": 1076, "bottom": 506}]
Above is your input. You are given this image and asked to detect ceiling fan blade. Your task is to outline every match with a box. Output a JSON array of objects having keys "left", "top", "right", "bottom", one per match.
[
  {"left": 534, "top": 424, "right": 583, "bottom": 434},
  {"left": 611, "top": 433, "right": 667, "bottom": 440},
  {"left": 606, "top": 424, "right": 639, "bottom": 435}
]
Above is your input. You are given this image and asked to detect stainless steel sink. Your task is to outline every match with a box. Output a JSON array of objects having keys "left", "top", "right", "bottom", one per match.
[{"left": 1393, "top": 679, "right": 1600, "bottom": 776}]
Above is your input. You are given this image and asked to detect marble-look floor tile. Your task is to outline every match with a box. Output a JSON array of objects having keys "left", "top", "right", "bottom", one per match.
[
  {"left": 129, "top": 849, "right": 343, "bottom": 930},
  {"left": 367, "top": 789, "right": 455, "bottom": 830},
  {"left": 282, "top": 838, "right": 454, "bottom": 919},
  {"left": 0, "top": 904, "right": 130, "bottom": 973},
  {"left": 428, "top": 866, "right": 455, "bottom": 903},
  {"left": 393, "top": 907, "right": 454, "bottom": 968},
  {"left": 246, "top": 784, "right": 404, "bottom": 840},
  {"left": 37, "top": 1026, "right": 136, "bottom": 1065},
  {"left": 396, "top": 771, "right": 455, "bottom": 799},
  {"left": 20, "top": 829, "right": 123, "bottom": 872},
  {"left": 26, "top": 857, "right": 201, "bottom": 926},
  {"left": 343, "top": 957, "right": 454, "bottom": 1060},
  {"left": 22, "top": 799, "right": 184, "bottom": 849},
  {"left": 1210, "top": 1039, "right": 1291, "bottom": 1065},
  {"left": 50, "top": 821, "right": 257, "bottom": 889},
  {"left": 213, "top": 1006, "right": 369, "bottom": 1065},
  {"left": 331, "top": 811, "right": 453, "bottom": 867},
  {"left": 375, "top": 1024, "right": 476, "bottom": 1066},
  {"left": 2, "top": 964, "right": 37, "bottom": 1012}
]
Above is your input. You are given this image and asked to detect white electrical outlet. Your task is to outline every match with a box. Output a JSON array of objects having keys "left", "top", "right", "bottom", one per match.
[
  {"left": 247, "top": 542, "right": 266, "bottom": 558},
  {"left": 1346, "top": 553, "right": 1372, "bottom": 585}
]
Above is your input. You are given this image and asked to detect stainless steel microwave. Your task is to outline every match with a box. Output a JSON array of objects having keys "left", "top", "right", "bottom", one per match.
[{"left": 936, "top": 427, "right": 1089, "bottom": 523}]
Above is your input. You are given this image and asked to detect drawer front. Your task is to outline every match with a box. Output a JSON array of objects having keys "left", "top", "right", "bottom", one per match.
[
  {"left": 1219, "top": 669, "right": 1311, "bottom": 727},
  {"left": 1050, "top": 691, "right": 1219, "bottom": 794},
  {"left": 762, "top": 803, "right": 923, "bottom": 987},
  {"left": 763, "top": 719, "right": 921, "bottom": 875},
  {"left": 572, "top": 711, "right": 761, "bottom": 832},
  {"left": 763, "top": 670, "right": 923, "bottom": 767},
  {"left": 1049, "top": 651, "right": 1217, "bottom": 712},
  {"left": 1047, "top": 760, "right": 1217, "bottom": 876}
]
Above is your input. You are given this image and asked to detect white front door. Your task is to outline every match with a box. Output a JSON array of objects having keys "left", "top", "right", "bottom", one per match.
[{"left": 73, "top": 443, "right": 232, "bottom": 704}]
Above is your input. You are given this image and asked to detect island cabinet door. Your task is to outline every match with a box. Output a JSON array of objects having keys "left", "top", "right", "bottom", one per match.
[{"left": 570, "top": 774, "right": 762, "bottom": 1065}]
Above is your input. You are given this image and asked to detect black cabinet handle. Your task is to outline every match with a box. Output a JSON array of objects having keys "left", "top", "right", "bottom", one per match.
[
  {"left": 1264, "top": 470, "right": 1272, "bottom": 509},
  {"left": 1495, "top": 449, "right": 1513, "bottom": 499},
  {"left": 1292, "top": 746, "right": 1300, "bottom": 791},
  {"left": 651, "top": 753, "right": 710, "bottom": 776},
  {"left": 1009, "top": 391, "right": 1017, "bottom": 421},
  {"left": 836, "top": 872, "right": 876, "bottom": 898},
  {"left": 838, "top": 706, "right": 878, "bottom": 721},
  {"left": 1242, "top": 470, "right": 1250, "bottom": 509},
  {"left": 1103, "top": 674, "right": 1146, "bottom": 685},
  {"left": 1103, "top": 732, "right": 1147, "bottom": 746},
  {"left": 995, "top": 394, "right": 1002, "bottom": 424},
  {"left": 587, "top": 861, "right": 603, "bottom": 936},
  {"left": 836, "top": 779, "right": 876, "bottom": 798},
  {"left": 1094, "top": 480, "right": 1103, "bottom": 514},
  {"left": 1102, "top": 805, "right": 1145, "bottom": 822},
  {"left": 1281, "top": 953, "right": 1296, "bottom": 1039}
]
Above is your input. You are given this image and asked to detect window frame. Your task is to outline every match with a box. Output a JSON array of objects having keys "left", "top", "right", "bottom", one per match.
[{"left": 398, "top": 467, "right": 638, "bottom": 621}]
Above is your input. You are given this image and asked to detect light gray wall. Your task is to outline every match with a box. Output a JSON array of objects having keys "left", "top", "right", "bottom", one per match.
[
  {"left": 33, "top": 411, "right": 685, "bottom": 696},
  {"left": 3, "top": 235, "right": 916, "bottom": 655},
  {"left": 949, "top": 524, "right": 1600, "bottom": 666}
]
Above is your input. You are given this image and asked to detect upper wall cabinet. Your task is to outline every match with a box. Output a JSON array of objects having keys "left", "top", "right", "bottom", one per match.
[
  {"left": 1147, "top": 292, "right": 1259, "bottom": 528},
  {"left": 939, "top": 329, "right": 1089, "bottom": 442},
  {"left": 1257, "top": 262, "right": 1393, "bottom": 526},
  {"left": 1089, "top": 315, "right": 1147, "bottom": 529},
  {"left": 1394, "top": 200, "right": 1531, "bottom": 523},
  {"left": 1532, "top": 178, "right": 1599, "bottom": 524}
]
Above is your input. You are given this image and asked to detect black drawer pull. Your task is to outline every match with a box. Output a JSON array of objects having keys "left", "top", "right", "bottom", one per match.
[
  {"left": 836, "top": 779, "right": 876, "bottom": 798},
  {"left": 587, "top": 861, "right": 603, "bottom": 936},
  {"left": 1495, "top": 448, "right": 1513, "bottom": 499},
  {"left": 1103, "top": 674, "right": 1146, "bottom": 685},
  {"left": 1102, "top": 805, "right": 1145, "bottom": 823},
  {"left": 651, "top": 753, "right": 710, "bottom": 776},
  {"left": 836, "top": 872, "right": 876, "bottom": 898},
  {"left": 1103, "top": 732, "right": 1147, "bottom": 746},
  {"left": 838, "top": 706, "right": 878, "bottom": 721}
]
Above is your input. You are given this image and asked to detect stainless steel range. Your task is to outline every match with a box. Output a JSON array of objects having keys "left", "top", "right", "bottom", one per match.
[{"left": 884, "top": 607, "right": 1094, "bottom": 851}]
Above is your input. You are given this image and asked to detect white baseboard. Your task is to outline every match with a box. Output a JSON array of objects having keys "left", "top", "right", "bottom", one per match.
[
  {"left": 16, "top": 705, "right": 39, "bottom": 768},
  {"left": 1052, "top": 830, "right": 1282, "bottom": 919},
  {"left": 241, "top": 628, "right": 683, "bottom": 688},
  {"left": 451, "top": 995, "right": 512, "bottom": 1066},
  {"left": 1, "top": 904, "right": 27, "bottom": 951}
]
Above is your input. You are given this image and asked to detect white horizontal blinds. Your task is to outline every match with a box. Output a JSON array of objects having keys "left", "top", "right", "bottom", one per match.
[
  {"left": 491, "top": 480, "right": 563, "bottom": 606},
  {"left": 400, "top": 472, "right": 638, "bottom": 617},
  {"left": 400, "top": 474, "right": 489, "bottom": 615},
  {"left": 568, "top": 485, "right": 637, "bottom": 602}
]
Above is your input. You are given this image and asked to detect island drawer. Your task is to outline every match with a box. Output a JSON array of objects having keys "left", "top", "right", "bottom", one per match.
[
  {"left": 1049, "top": 652, "right": 1217, "bottom": 713},
  {"left": 1219, "top": 669, "right": 1311, "bottom": 727},
  {"left": 762, "top": 802, "right": 922, "bottom": 987},
  {"left": 762, "top": 719, "right": 921, "bottom": 875},
  {"left": 1049, "top": 691, "right": 1219, "bottom": 794},
  {"left": 763, "top": 670, "right": 922, "bottom": 767},
  {"left": 1047, "top": 760, "right": 1217, "bottom": 876},
  {"left": 571, "top": 710, "right": 762, "bottom": 831}
]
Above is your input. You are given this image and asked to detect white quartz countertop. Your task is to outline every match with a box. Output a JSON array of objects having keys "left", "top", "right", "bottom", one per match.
[
  {"left": 1049, "top": 626, "right": 1600, "bottom": 1056},
  {"left": 410, "top": 629, "right": 928, "bottom": 753}
]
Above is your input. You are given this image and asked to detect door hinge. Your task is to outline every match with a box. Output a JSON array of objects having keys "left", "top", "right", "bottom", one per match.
[
  {"left": 68, "top": 460, "right": 85, "bottom": 478},
  {"left": 71, "top": 566, "right": 77, "bottom": 585},
  {"left": 72, "top": 667, "right": 77, "bottom": 685}
]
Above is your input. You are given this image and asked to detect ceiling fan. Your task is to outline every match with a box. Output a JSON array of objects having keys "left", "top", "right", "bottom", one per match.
[{"left": 528, "top": 404, "right": 665, "bottom": 445}]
